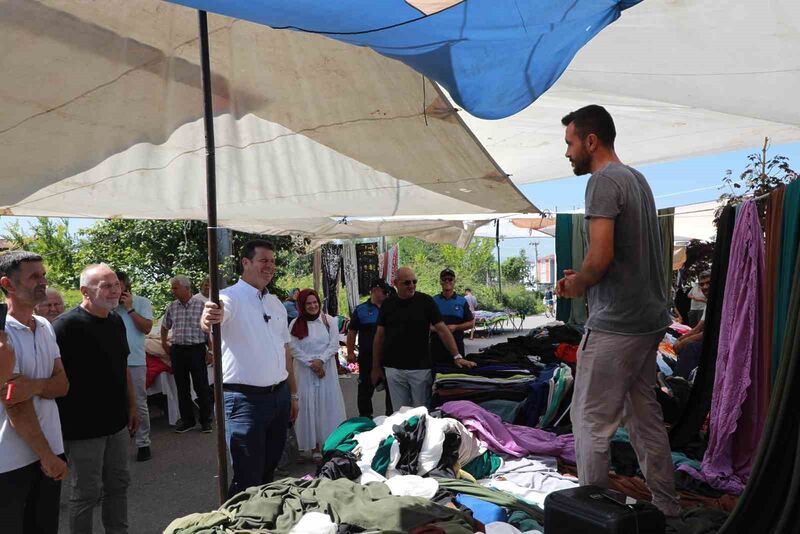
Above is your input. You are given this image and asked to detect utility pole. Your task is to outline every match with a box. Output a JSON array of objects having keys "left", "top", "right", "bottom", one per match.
[{"left": 531, "top": 240, "right": 540, "bottom": 289}]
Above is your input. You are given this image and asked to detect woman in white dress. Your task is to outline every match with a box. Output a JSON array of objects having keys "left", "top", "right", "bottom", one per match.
[{"left": 289, "top": 289, "right": 346, "bottom": 462}]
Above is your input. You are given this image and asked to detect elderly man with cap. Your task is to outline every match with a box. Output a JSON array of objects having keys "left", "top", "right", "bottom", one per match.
[
  {"left": 430, "top": 268, "right": 475, "bottom": 365},
  {"left": 35, "top": 288, "right": 65, "bottom": 324},
  {"left": 371, "top": 267, "right": 476, "bottom": 409},
  {"left": 346, "top": 279, "right": 393, "bottom": 418}
]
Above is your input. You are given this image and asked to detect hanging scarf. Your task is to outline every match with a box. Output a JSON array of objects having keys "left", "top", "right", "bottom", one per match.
[{"left": 290, "top": 289, "right": 322, "bottom": 340}]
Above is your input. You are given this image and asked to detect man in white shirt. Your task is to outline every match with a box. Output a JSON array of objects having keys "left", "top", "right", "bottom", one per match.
[
  {"left": 0, "top": 251, "right": 70, "bottom": 534},
  {"left": 686, "top": 272, "right": 709, "bottom": 327},
  {"left": 115, "top": 271, "right": 154, "bottom": 462},
  {"left": 201, "top": 240, "right": 299, "bottom": 497}
]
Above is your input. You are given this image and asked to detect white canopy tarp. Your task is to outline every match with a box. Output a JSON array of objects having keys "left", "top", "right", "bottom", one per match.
[
  {"left": 0, "top": 0, "right": 534, "bottom": 236},
  {"left": 460, "top": 0, "right": 800, "bottom": 185}
]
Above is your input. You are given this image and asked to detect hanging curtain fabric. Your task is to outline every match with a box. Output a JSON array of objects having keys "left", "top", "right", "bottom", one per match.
[
  {"left": 555, "top": 214, "right": 573, "bottom": 323},
  {"left": 342, "top": 241, "right": 360, "bottom": 314},
  {"left": 670, "top": 205, "right": 737, "bottom": 448},
  {"left": 762, "top": 187, "right": 785, "bottom": 404},
  {"left": 659, "top": 207, "right": 675, "bottom": 303},
  {"left": 384, "top": 244, "right": 399, "bottom": 287},
  {"left": 321, "top": 244, "right": 342, "bottom": 316},
  {"left": 355, "top": 242, "right": 380, "bottom": 296},
  {"left": 313, "top": 248, "right": 322, "bottom": 293},
  {"left": 719, "top": 207, "right": 800, "bottom": 534},
  {"left": 678, "top": 201, "right": 766, "bottom": 494},
  {"left": 772, "top": 180, "right": 800, "bottom": 382},
  {"left": 569, "top": 214, "right": 587, "bottom": 325}
]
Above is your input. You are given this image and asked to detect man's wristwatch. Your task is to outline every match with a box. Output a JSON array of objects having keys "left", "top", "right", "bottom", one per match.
[
  {"left": 290, "top": 393, "right": 300, "bottom": 401},
  {"left": 453, "top": 354, "right": 464, "bottom": 361}
]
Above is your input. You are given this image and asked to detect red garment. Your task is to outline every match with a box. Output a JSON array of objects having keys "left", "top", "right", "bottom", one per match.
[
  {"left": 555, "top": 343, "right": 578, "bottom": 364},
  {"left": 289, "top": 289, "right": 322, "bottom": 340},
  {"left": 145, "top": 354, "right": 172, "bottom": 388}
]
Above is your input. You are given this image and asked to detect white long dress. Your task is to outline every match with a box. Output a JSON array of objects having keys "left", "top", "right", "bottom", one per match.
[{"left": 289, "top": 315, "right": 347, "bottom": 451}]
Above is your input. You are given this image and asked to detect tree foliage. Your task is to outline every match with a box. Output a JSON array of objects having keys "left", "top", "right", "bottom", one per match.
[
  {"left": 501, "top": 250, "right": 530, "bottom": 285},
  {"left": 718, "top": 138, "right": 797, "bottom": 224},
  {"left": 3, "top": 218, "right": 79, "bottom": 288}
]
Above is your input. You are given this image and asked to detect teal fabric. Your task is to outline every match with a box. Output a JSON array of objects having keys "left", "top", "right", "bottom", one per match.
[
  {"left": 772, "top": 180, "right": 800, "bottom": 382},
  {"left": 555, "top": 214, "right": 573, "bottom": 322},
  {"left": 613, "top": 427, "right": 630, "bottom": 442},
  {"left": 672, "top": 452, "right": 701, "bottom": 471},
  {"left": 322, "top": 417, "right": 376, "bottom": 454},
  {"left": 478, "top": 399, "right": 523, "bottom": 424},
  {"left": 540, "top": 366, "right": 569, "bottom": 428},
  {"left": 569, "top": 213, "right": 588, "bottom": 325},
  {"left": 508, "top": 510, "right": 544, "bottom": 533},
  {"left": 462, "top": 451, "right": 502, "bottom": 479},
  {"left": 371, "top": 436, "right": 396, "bottom": 476}
]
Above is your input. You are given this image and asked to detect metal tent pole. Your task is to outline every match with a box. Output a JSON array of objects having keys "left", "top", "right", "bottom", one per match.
[{"left": 197, "top": 10, "right": 228, "bottom": 505}]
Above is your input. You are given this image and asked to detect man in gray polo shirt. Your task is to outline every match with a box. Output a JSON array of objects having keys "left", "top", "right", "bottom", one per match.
[{"left": 557, "top": 105, "right": 680, "bottom": 517}]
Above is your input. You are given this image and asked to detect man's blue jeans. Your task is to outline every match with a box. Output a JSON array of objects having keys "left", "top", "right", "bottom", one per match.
[{"left": 223, "top": 383, "right": 290, "bottom": 497}]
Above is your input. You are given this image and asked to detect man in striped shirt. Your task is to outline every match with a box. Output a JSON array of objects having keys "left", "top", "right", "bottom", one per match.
[{"left": 161, "top": 275, "right": 212, "bottom": 434}]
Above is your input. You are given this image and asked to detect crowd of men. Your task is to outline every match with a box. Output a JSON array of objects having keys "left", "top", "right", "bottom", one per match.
[{"left": 0, "top": 104, "right": 687, "bottom": 532}]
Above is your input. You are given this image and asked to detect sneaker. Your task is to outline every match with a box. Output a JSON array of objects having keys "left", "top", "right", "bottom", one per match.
[
  {"left": 136, "top": 446, "right": 152, "bottom": 462},
  {"left": 201, "top": 421, "right": 213, "bottom": 433},
  {"left": 174, "top": 420, "right": 195, "bottom": 433}
]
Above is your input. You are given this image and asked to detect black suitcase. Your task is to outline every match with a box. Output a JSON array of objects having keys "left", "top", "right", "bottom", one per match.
[{"left": 544, "top": 485, "right": 665, "bottom": 534}]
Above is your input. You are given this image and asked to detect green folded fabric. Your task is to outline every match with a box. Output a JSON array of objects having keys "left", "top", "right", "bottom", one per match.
[
  {"left": 435, "top": 477, "right": 543, "bottom": 522},
  {"left": 372, "top": 435, "right": 396, "bottom": 475},
  {"left": 322, "top": 417, "right": 376, "bottom": 454},
  {"left": 463, "top": 451, "right": 502, "bottom": 479},
  {"left": 165, "top": 477, "right": 475, "bottom": 534}
]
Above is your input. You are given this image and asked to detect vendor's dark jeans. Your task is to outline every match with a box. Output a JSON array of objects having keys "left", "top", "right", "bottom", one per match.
[
  {"left": 0, "top": 456, "right": 63, "bottom": 534},
  {"left": 224, "top": 383, "right": 290, "bottom": 497},
  {"left": 357, "top": 353, "right": 393, "bottom": 418},
  {"left": 171, "top": 343, "right": 213, "bottom": 426}
]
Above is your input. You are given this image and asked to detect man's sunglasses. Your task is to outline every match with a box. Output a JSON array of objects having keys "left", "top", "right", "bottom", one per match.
[
  {"left": 441, "top": 277, "right": 455, "bottom": 283},
  {"left": 401, "top": 279, "right": 418, "bottom": 286}
]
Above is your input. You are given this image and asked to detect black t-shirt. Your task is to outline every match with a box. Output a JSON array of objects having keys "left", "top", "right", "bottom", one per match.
[
  {"left": 54, "top": 306, "right": 130, "bottom": 440},
  {"left": 378, "top": 292, "right": 442, "bottom": 370}
]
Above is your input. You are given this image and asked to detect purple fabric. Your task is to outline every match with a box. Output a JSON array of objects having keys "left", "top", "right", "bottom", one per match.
[
  {"left": 687, "top": 201, "right": 767, "bottom": 494},
  {"left": 440, "top": 400, "right": 575, "bottom": 463}
]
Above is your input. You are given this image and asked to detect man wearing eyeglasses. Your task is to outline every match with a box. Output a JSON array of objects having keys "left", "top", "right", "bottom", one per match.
[
  {"left": 371, "top": 267, "right": 475, "bottom": 409},
  {"left": 200, "top": 239, "right": 300, "bottom": 497},
  {"left": 430, "top": 269, "right": 475, "bottom": 365}
]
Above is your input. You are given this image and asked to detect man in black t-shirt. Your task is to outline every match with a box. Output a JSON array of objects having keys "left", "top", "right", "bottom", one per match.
[
  {"left": 371, "top": 267, "right": 475, "bottom": 409},
  {"left": 54, "top": 263, "right": 138, "bottom": 534}
]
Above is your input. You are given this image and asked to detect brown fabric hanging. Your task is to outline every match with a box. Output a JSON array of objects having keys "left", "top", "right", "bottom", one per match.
[{"left": 761, "top": 187, "right": 785, "bottom": 409}]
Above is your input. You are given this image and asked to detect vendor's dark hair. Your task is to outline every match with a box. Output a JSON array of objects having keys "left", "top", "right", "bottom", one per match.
[
  {"left": 240, "top": 239, "right": 275, "bottom": 262},
  {"left": 561, "top": 105, "right": 616, "bottom": 148},
  {"left": 0, "top": 251, "right": 43, "bottom": 295}
]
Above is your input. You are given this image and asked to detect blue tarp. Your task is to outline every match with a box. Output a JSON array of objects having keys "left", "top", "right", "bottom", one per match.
[{"left": 166, "top": 0, "right": 642, "bottom": 119}]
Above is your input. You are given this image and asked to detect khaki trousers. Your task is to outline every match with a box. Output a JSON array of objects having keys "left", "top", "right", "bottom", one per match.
[{"left": 572, "top": 328, "right": 681, "bottom": 516}]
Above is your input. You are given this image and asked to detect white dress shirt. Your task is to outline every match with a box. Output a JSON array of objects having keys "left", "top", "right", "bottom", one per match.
[{"left": 219, "top": 279, "right": 289, "bottom": 387}]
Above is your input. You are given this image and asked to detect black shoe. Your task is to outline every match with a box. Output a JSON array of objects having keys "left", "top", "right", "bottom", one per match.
[
  {"left": 174, "top": 420, "right": 195, "bottom": 433},
  {"left": 201, "top": 421, "right": 213, "bottom": 433},
  {"left": 136, "top": 446, "right": 152, "bottom": 462}
]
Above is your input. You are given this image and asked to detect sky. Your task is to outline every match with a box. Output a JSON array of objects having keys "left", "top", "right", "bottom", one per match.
[
  {"left": 498, "top": 141, "right": 800, "bottom": 261},
  {"left": 2, "top": 141, "right": 798, "bottom": 264}
]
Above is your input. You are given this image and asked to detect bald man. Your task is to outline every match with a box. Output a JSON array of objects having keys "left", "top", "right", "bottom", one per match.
[
  {"left": 371, "top": 267, "right": 475, "bottom": 409},
  {"left": 53, "top": 264, "right": 138, "bottom": 533},
  {"left": 35, "top": 288, "right": 65, "bottom": 324}
]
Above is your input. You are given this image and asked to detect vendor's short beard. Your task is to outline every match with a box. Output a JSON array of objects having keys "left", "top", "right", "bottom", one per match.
[{"left": 571, "top": 153, "right": 591, "bottom": 176}]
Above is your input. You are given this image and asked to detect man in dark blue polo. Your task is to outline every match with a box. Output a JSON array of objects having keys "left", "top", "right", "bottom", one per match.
[
  {"left": 346, "top": 279, "right": 393, "bottom": 417},
  {"left": 430, "top": 268, "right": 475, "bottom": 365}
]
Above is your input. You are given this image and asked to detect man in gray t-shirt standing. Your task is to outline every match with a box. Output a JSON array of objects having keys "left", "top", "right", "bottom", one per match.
[{"left": 557, "top": 105, "right": 680, "bottom": 517}]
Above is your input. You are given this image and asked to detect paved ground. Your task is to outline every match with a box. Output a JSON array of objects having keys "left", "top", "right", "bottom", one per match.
[{"left": 58, "top": 314, "right": 551, "bottom": 533}]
